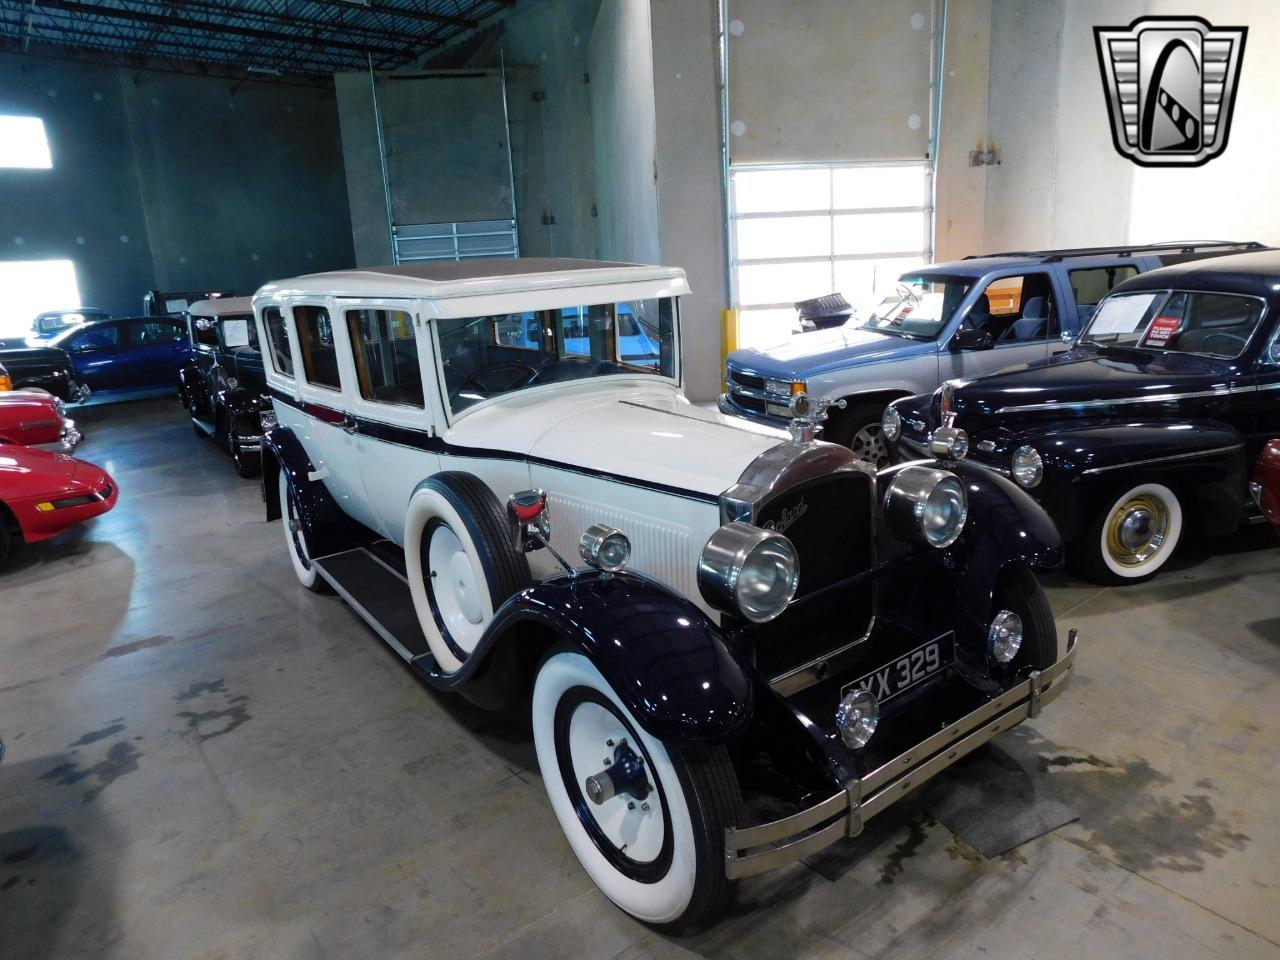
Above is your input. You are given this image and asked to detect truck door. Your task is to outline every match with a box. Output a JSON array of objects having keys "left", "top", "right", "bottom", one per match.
[{"left": 942, "top": 271, "right": 1056, "bottom": 381}]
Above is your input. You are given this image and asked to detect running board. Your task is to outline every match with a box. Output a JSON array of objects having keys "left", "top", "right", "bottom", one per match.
[{"left": 312, "top": 547, "right": 436, "bottom": 665}]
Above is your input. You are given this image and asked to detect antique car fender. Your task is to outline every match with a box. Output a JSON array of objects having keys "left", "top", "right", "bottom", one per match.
[
  {"left": 218, "top": 385, "right": 268, "bottom": 438},
  {"left": 424, "top": 570, "right": 755, "bottom": 746},
  {"left": 177, "top": 363, "right": 210, "bottom": 412},
  {"left": 1016, "top": 420, "right": 1247, "bottom": 539},
  {"left": 260, "top": 426, "right": 362, "bottom": 557}
]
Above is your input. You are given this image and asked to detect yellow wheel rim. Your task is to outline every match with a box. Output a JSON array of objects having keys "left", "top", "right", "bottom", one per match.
[{"left": 1105, "top": 493, "right": 1170, "bottom": 567}]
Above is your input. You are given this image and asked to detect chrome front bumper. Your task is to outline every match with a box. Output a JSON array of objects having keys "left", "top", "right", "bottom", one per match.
[
  {"left": 724, "top": 629, "right": 1079, "bottom": 879},
  {"left": 33, "top": 421, "right": 82, "bottom": 454}
]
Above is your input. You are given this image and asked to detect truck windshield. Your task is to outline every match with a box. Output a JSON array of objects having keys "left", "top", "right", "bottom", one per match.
[
  {"left": 1080, "top": 290, "right": 1265, "bottom": 359},
  {"left": 859, "top": 275, "right": 973, "bottom": 339},
  {"left": 437, "top": 297, "right": 677, "bottom": 414}
]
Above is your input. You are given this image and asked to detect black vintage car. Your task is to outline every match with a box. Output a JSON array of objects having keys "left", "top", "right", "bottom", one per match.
[
  {"left": 144, "top": 288, "right": 237, "bottom": 317},
  {"left": 177, "top": 297, "right": 271, "bottom": 477},
  {"left": 0, "top": 344, "right": 90, "bottom": 403},
  {"left": 886, "top": 249, "right": 1280, "bottom": 583}
]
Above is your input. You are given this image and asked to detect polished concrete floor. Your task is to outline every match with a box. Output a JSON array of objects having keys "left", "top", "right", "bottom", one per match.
[{"left": 1, "top": 399, "right": 1277, "bottom": 960}]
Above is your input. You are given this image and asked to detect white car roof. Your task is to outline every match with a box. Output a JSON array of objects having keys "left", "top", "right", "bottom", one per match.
[
  {"left": 189, "top": 296, "right": 253, "bottom": 317},
  {"left": 254, "top": 258, "right": 690, "bottom": 302}
]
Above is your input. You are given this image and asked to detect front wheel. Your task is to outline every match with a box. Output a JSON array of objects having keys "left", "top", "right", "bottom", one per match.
[
  {"left": 824, "top": 401, "right": 889, "bottom": 468},
  {"left": 532, "top": 648, "right": 742, "bottom": 931},
  {"left": 1072, "top": 482, "right": 1183, "bottom": 584}
]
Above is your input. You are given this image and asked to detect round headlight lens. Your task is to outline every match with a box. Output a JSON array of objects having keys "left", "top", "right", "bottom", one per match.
[
  {"left": 835, "top": 688, "right": 879, "bottom": 748},
  {"left": 579, "top": 523, "right": 632, "bottom": 573},
  {"left": 921, "top": 475, "right": 968, "bottom": 548},
  {"left": 736, "top": 536, "right": 799, "bottom": 622},
  {"left": 988, "top": 610, "right": 1023, "bottom": 663},
  {"left": 884, "top": 467, "right": 969, "bottom": 549},
  {"left": 881, "top": 405, "right": 901, "bottom": 441},
  {"left": 1012, "top": 445, "right": 1043, "bottom": 488}
]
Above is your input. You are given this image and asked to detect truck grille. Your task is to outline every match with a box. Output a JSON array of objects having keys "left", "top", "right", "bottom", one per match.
[{"left": 730, "top": 370, "right": 765, "bottom": 392}]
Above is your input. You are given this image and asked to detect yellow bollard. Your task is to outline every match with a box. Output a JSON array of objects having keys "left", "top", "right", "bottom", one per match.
[{"left": 720, "top": 308, "right": 739, "bottom": 391}]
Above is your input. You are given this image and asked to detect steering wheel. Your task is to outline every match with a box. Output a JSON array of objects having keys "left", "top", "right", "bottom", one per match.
[
  {"left": 461, "top": 361, "right": 538, "bottom": 395},
  {"left": 1196, "top": 332, "right": 1248, "bottom": 356}
]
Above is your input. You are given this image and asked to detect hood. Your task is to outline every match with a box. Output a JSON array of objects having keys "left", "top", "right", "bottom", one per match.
[
  {"left": 949, "top": 347, "right": 1234, "bottom": 426},
  {"left": 728, "top": 325, "right": 932, "bottom": 380},
  {"left": 0, "top": 443, "right": 79, "bottom": 486},
  {"left": 0, "top": 391, "right": 61, "bottom": 414},
  {"left": 449, "top": 383, "right": 784, "bottom": 500}
]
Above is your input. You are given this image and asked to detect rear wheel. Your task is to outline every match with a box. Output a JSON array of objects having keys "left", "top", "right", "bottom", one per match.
[
  {"left": 1072, "top": 482, "right": 1183, "bottom": 584},
  {"left": 825, "top": 401, "right": 889, "bottom": 468},
  {"left": 532, "top": 648, "right": 742, "bottom": 931},
  {"left": 278, "top": 468, "right": 330, "bottom": 593}
]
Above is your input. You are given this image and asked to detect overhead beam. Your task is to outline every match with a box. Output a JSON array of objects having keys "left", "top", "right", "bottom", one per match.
[{"left": 311, "top": 0, "right": 477, "bottom": 31}]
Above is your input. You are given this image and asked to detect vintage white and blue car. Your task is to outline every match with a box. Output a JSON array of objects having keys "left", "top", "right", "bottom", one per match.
[{"left": 252, "top": 258, "right": 1077, "bottom": 930}]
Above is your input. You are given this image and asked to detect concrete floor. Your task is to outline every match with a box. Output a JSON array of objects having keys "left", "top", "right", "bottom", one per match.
[{"left": 1, "top": 398, "right": 1277, "bottom": 960}]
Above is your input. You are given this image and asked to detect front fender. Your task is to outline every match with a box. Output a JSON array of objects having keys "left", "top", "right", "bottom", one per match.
[{"left": 429, "top": 571, "right": 754, "bottom": 746}]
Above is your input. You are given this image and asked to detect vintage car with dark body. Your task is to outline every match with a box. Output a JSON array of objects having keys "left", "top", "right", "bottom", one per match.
[
  {"left": 178, "top": 297, "right": 271, "bottom": 477},
  {"left": 0, "top": 441, "right": 117, "bottom": 570},
  {"left": 0, "top": 390, "right": 81, "bottom": 452},
  {"left": 144, "top": 288, "right": 236, "bottom": 317},
  {"left": 252, "top": 258, "right": 1077, "bottom": 930},
  {"left": 45, "top": 315, "right": 190, "bottom": 403},
  {"left": 0, "top": 345, "right": 91, "bottom": 403},
  {"left": 1252, "top": 439, "right": 1280, "bottom": 537},
  {"left": 887, "top": 250, "right": 1280, "bottom": 583}
]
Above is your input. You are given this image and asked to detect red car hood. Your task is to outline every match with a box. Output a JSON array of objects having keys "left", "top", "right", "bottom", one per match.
[
  {"left": 0, "top": 390, "right": 64, "bottom": 444},
  {"left": 0, "top": 443, "right": 79, "bottom": 486}
]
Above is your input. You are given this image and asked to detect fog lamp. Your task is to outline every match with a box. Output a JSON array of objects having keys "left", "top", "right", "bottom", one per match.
[
  {"left": 835, "top": 687, "right": 879, "bottom": 748},
  {"left": 929, "top": 425, "right": 969, "bottom": 460},
  {"left": 988, "top": 610, "right": 1023, "bottom": 663},
  {"left": 580, "top": 523, "right": 632, "bottom": 573}
]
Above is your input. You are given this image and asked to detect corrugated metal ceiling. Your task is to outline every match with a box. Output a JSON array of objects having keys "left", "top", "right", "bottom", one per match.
[{"left": 0, "top": 0, "right": 511, "bottom": 81}]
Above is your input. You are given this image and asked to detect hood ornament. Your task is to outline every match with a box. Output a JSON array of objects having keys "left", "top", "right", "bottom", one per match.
[{"left": 787, "top": 392, "right": 845, "bottom": 445}]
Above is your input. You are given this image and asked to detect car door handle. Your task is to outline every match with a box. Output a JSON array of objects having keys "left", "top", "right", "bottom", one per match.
[{"left": 341, "top": 415, "right": 358, "bottom": 435}]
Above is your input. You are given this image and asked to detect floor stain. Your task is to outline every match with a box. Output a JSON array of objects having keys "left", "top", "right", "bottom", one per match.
[
  {"left": 174, "top": 678, "right": 227, "bottom": 702},
  {"left": 945, "top": 835, "right": 984, "bottom": 865},
  {"left": 38, "top": 741, "right": 143, "bottom": 802},
  {"left": 878, "top": 816, "right": 934, "bottom": 885},
  {"left": 2, "top": 845, "right": 39, "bottom": 864},
  {"left": 68, "top": 722, "right": 126, "bottom": 747},
  {"left": 99, "top": 634, "right": 173, "bottom": 659},
  {"left": 174, "top": 681, "right": 251, "bottom": 741}
]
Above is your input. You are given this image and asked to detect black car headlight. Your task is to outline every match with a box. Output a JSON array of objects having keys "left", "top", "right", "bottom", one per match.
[
  {"left": 698, "top": 521, "right": 799, "bottom": 623},
  {"left": 881, "top": 405, "right": 901, "bottom": 441},
  {"left": 884, "top": 466, "right": 968, "bottom": 548}
]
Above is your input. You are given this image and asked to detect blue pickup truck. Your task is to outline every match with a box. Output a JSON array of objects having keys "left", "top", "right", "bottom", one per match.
[{"left": 720, "top": 241, "right": 1263, "bottom": 466}]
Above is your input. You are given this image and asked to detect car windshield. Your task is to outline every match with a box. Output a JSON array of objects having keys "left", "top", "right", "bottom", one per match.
[
  {"left": 858, "top": 275, "right": 974, "bottom": 339},
  {"left": 436, "top": 297, "right": 677, "bottom": 415},
  {"left": 1079, "top": 290, "right": 1266, "bottom": 359}
]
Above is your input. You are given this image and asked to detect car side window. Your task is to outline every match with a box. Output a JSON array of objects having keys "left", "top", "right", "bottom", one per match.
[
  {"left": 974, "top": 273, "right": 1056, "bottom": 344},
  {"left": 294, "top": 304, "right": 340, "bottom": 390},
  {"left": 1069, "top": 265, "right": 1138, "bottom": 314},
  {"left": 345, "top": 308, "right": 424, "bottom": 407},
  {"left": 129, "top": 319, "right": 186, "bottom": 345},
  {"left": 192, "top": 316, "right": 220, "bottom": 348},
  {"left": 68, "top": 326, "right": 120, "bottom": 352},
  {"left": 262, "top": 307, "right": 294, "bottom": 377}
]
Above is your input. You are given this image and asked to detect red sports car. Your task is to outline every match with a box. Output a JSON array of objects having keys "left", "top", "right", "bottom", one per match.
[
  {"left": 1253, "top": 439, "right": 1280, "bottom": 537},
  {"left": 0, "top": 389, "right": 81, "bottom": 452},
  {"left": 0, "top": 442, "right": 117, "bottom": 569}
]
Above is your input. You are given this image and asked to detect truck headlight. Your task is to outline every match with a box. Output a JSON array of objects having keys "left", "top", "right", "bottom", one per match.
[
  {"left": 698, "top": 521, "right": 799, "bottom": 623},
  {"left": 884, "top": 466, "right": 968, "bottom": 548},
  {"left": 766, "top": 378, "right": 805, "bottom": 397},
  {"left": 1011, "top": 445, "right": 1043, "bottom": 488},
  {"left": 881, "top": 405, "right": 901, "bottom": 441}
]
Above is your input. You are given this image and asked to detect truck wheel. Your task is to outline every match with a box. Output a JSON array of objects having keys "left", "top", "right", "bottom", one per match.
[
  {"left": 1073, "top": 482, "right": 1183, "bottom": 584},
  {"left": 532, "top": 648, "right": 742, "bottom": 931},
  {"left": 825, "top": 401, "right": 889, "bottom": 468},
  {"left": 992, "top": 563, "right": 1058, "bottom": 667},
  {"left": 404, "top": 472, "right": 530, "bottom": 674},
  {"left": 278, "top": 468, "right": 330, "bottom": 593}
]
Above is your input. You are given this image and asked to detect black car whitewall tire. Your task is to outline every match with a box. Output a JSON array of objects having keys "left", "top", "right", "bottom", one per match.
[
  {"left": 404, "top": 472, "right": 530, "bottom": 674},
  {"left": 532, "top": 649, "right": 741, "bottom": 930},
  {"left": 1078, "top": 481, "right": 1183, "bottom": 584},
  {"left": 278, "top": 468, "right": 328, "bottom": 593}
]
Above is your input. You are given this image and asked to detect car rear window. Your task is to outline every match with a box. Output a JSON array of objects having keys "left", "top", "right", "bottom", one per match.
[{"left": 262, "top": 307, "right": 294, "bottom": 377}]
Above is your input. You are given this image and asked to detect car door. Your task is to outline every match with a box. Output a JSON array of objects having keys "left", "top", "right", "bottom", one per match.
[
  {"left": 942, "top": 271, "right": 1056, "bottom": 381},
  {"left": 339, "top": 300, "right": 442, "bottom": 543},
  {"left": 64, "top": 322, "right": 127, "bottom": 391}
]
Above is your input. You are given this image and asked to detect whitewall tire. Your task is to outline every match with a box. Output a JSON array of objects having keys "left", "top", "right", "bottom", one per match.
[
  {"left": 532, "top": 649, "right": 741, "bottom": 930},
  {"left": 1077, "top": 481, "right": 1183, "bottom": 584},
  {"left": 278, "top": 468, "right": 328, "bottom": 593},
  {"left": 404, "top": 472, "right": 529, "bottom": 674}
]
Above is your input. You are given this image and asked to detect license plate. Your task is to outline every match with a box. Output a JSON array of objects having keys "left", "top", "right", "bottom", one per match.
[{"left": 841, "top": 633, "right": 954, "bottom": 703}]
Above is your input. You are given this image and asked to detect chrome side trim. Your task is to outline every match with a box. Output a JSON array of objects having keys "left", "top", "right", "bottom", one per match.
[
  {"left": 1079, "top": 443, "right": 1243, "bottom": 476},
  {"left": 724, "top": 630, "right": 1079, "bottom": 879},
  {"left": 769, "top": 618, "right": 876, "bottom": 696},
  {"left": 996, "top": 386, "right": 1231, "bottom": 415}
]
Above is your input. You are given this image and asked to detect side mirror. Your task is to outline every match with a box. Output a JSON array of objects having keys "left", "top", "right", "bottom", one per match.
[
  {"left": 507, "top": 489, "right": 550, "bottom": 553},
  {"left": 951, "top": 328, "right": 994, "bottom": 351}
]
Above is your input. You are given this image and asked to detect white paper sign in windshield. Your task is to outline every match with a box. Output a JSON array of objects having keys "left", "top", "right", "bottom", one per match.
[
  {"left": 222, "top": 318, "right": 251, "bottom": 347},
  {"left": 1088, "top": 293, "right": 1160, "bottom": 335}
]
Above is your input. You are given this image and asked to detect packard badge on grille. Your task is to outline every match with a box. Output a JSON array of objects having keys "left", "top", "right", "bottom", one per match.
[{"left": 1094, "top": 16, "right": 1246, "bottom": 167}]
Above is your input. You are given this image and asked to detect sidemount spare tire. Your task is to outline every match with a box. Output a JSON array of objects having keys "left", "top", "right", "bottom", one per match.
[{"left": 405, "top": 471, "right": 532, "bottom": 674}]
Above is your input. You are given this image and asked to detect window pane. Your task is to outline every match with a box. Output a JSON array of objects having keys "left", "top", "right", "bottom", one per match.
[
  {"left": 346, "top": 309, "right": 422, "bottom": 406},
  {"left": 0, "top": 116, "right": 52, "bottom": 169},
  {"left": 738, "top": 261, "right": 833, "bottom": 307},
  {"left": 832, "top": 211, "right": 927, "bottom": 256},
  {"left": 833, "top": 256, "right": 927, "bottom": 311},
  {"left": 192, "top": 317, "right": 219, "bottom": 348},
  {"left": 737, "top": 308, "right": 797, "bottom": 350},
  {"left": 492, "top": 311, "right": 541, "bottom": 350},
  {"left": 617, "top": 299, "right": 671, "bottom": 372},
  {"left": 732, "top": 168, "right": 830, "bottom": 214},
  {"left": 0, "top": 259, "right": 79, "bottom": 338},
  {"left": 129, "top": 320, "right": 185, "bottom": 344},
  {"left": 832, "top": 165, "right": 927, "bottom": 209},
  {"left": 69, "top": 325, "right": 119, "bottom": 351},
  {"left": 1069, "top": 265, "right": 1139, "bottom": 307},
  {"left": 262, "top": 307, "right": 294, "bottom": 377},
  {"left": 735, "top": 215, "right": 832, "bottom": 260},
  {"left": 294, "top": 305, "right": 339, "bottom": 389}
]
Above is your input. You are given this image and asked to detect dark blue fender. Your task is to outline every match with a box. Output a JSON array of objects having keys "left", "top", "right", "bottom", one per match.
[
  {"left": 1025, "top": 420, "right": 1247, "bottom": 539},
  {"left": 423, "top": 570, "right": 754, "bottom": 746},
  {"left": 260, "top": 426, "right": 363, "bottom": 557},
  {"left": 177, "top": 363, "right": 209, "bottom": 412}
]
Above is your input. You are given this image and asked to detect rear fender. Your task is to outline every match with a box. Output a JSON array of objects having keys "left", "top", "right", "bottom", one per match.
[
  {"left": 260, "top": 427, "right": 360, "bottom": 555},
  {"left": 428, "top": 571, "right": 754, "bottom": 746}
]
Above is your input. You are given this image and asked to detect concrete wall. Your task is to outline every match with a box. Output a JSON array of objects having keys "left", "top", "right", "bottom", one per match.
[{"left": 0, "top": 51, "right": 353, "bottom": 323}]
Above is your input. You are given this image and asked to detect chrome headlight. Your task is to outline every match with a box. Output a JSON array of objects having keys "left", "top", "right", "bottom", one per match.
[
  {"left": 1011, "top": 445, "right": 1043, "bottom": 488},
  {"left": 988, "top": 610, "right": 1023, "bottom": 663},
  {"left": 884, "top": 466, "right": 969, "bottom": 548},
  {"left": 579, "top": 523, "right": 631, "bottom": 573},
  {"left": 928, "top": 425, "right": 968, "bottom": 460},
  {"left": 698, "top": 521, "right": 799, "bottom": 623},
  {"left": 765, "top": 377, "right": 798, "bottom": 396},
  {"left": 881, "top": 405, "right": 901, "bottom": 441}
]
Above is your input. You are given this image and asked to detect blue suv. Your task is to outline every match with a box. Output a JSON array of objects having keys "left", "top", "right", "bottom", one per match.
[{"left": 720, "top": 241, "right": 1262, "bottom": 465}]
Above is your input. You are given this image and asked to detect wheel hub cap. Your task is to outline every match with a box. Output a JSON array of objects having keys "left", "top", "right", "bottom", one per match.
[
  {"left": 851, "top": 424, "right": 887, "bottom": 467},
  {"left": 1107, "top": 495, "right": 1168, "bottom": 565}
]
